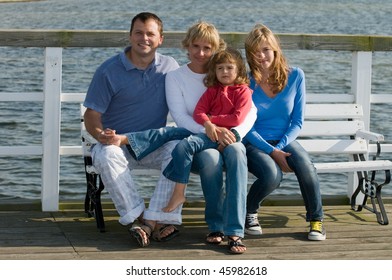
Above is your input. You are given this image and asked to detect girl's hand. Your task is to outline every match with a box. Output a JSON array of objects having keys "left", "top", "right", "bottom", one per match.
[{"left": 270, "top": 149, "right": 292, "bottom": 172}]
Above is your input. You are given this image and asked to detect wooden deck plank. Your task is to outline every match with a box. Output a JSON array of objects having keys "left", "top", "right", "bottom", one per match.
[{"left": 0, "top": 203, "right": 391, "bottom": 260}]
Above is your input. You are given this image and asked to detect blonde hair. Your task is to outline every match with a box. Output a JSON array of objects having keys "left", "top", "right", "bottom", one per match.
[
  {"left": 244, "top": 24, "right": 289, "bottom": 94},
  {"left": 182, "top": 21, "right": 226, "bottom": 53},
  {"left": 204, "top": 47, "right": 249, "bottom": 87}
]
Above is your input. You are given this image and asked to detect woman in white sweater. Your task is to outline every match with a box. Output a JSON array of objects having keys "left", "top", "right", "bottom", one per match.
[{"left": 165, "top": 21, "right": 256, "bottom": 254}]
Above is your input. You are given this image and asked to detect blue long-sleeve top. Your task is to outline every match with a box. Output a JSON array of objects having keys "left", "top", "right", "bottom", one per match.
[{"left": 244, "top": 67, "right": 306, "bottom": 154}]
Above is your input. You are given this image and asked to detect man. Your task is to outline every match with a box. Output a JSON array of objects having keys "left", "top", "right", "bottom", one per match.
[{"left": 83, "top": 12, "right": 180, "bottom": 247}]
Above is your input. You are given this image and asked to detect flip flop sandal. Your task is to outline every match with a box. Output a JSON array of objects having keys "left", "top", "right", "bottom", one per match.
[
  {"left": 152, "top": 224, "right": 179, "bottom": 242},
  {"left": 129, "top": 223, "right": 153, "bottom": 247},
  {"left": 227, "top": 237, "right": 246, "bottom": 254},
  {"left": 205, "top": 231, "right": 225, "bottom": 244}
]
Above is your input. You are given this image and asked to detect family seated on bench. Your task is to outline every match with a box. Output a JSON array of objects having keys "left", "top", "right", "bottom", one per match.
[{"left": 82, "top": 13, "right": 391, "bottom": 254}]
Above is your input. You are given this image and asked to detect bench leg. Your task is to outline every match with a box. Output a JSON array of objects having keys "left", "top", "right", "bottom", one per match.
[
  {"left": 84, "top": 192, "right": 93, "bottom": 217},
  {"left": 365, "top": 186, "right": 389, "bottom": 225},
  {"left": 85, "top": 171, "right": 106, "bottom": 232},
  {"left": 351, "top": 170, "right": 390, "bottom": 225},
  {"left": 93, "top": 177, "right": 106, "bottom": 232},
  {"left": 84, "top": 173, "right": 96, "bottom": 218}
]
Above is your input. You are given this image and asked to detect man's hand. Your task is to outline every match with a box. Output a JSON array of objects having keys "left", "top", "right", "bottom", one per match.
[{"left": 98, "top": 128, "right": 126, "bottom": 146}]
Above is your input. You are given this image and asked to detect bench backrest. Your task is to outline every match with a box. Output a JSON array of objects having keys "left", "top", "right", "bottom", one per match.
[
  {"left": 298, "top": 103, "right": 368, "bottom": 155},
  {"left": 81, "top": 103, "right": 370, "bottom": 157}
]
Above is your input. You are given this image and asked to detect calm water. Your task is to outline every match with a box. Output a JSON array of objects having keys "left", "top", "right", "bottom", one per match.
[{"left": 1, "top": 0, "right": 392, "bottom": 200}]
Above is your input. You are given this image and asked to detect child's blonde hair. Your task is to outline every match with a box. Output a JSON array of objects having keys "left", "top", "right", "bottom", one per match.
[{"left": 204, "top": 47, "right": 249, "bottom": 87}]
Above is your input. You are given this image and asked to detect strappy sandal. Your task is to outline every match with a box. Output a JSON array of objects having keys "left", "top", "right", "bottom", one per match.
[
  {"left": 152, "top": 224, "right": 179, "bottom": 242},
  {"left": 227, "top": 236, "right": 246, "bottom": 254},
  {"left": 206, "top": 231, "right": 225, "bottom": 244},
  {"left": 129, "top": 223, "right": 153, "bottom": 247}
]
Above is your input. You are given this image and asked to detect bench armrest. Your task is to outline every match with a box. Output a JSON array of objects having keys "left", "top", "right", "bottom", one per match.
[{"left": 356, "top": 129, "right": 384, "bottom": 142}]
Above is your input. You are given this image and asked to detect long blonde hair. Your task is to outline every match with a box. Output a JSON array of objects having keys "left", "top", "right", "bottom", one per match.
[
  {"left": 204, "top": 47, "right": 249, "bottom": 87},
  {"left": 245, "top": 24, "right": 289, "bottom": 94}
]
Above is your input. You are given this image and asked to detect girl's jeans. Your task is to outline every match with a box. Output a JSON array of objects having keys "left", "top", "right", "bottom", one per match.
[
  {"left": 163, "top": 133, "right": 219, "bottom": 184},
  {"left": 246, "top": 140, "right": 324, "bottom": 221},
  {"left": 125, "top": 127, "right": 192, "bottom": 160}
]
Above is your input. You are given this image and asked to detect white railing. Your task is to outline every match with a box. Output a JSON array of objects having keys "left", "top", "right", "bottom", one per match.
[{"left": 1, "top": 31, "right": 392, "bottom": 211}]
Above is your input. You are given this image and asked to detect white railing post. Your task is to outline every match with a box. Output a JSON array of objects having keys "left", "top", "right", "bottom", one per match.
[
  {"left": 352, "top": 51, "right": 372, "bottom": 129},
  {"left": 41, "top": 47, "right": 62, "bottom": 211},
  {"left": 349, "top": 51, "right": 372, "bottom": 203}
]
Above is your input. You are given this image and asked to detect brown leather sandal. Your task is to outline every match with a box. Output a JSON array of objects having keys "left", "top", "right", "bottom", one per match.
[
  {"left": 152, "top": 224, "right": 179, "bottom": 242},
  {"left": 129, "top": 223, "right": 154, "bottom": 247}
]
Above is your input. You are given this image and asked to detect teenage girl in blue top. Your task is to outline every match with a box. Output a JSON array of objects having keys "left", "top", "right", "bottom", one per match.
[{"left": 243, "top": 24, "right": 326, "bottom": 241}]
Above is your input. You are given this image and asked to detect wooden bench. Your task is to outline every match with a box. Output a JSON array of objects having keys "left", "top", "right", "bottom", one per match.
[
  {"left": 81, "top": 103, "right": 392, "bottom": 232},
  {"left": 297, "top": 103, "right": 392, "bottom": 226}
]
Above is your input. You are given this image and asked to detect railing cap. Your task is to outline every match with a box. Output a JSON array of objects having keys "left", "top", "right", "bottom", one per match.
[{"left": 1, "top": 29, "right": 392, "bottom": 51}]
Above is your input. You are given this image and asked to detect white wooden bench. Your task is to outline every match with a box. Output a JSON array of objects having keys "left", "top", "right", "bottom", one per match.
[
  {"left": 81, "top": 103, "right": 392, "bottom": 232},
  {"left": 298, "top": 103, "right": 391, "bottom": 225}
]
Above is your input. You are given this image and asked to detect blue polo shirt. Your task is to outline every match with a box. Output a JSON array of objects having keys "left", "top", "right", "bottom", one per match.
[{"left": 84, "top": 47, "right": 179, "bottom": 133}]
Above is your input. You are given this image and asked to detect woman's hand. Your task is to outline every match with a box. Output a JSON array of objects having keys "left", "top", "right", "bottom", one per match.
[
  {"left": 216, "top": 127, "right": 236, "bottom": 147},
  {"left": 204, "top": 121, "right": 218, "bottom": 142},
  {"left": 270, "top": 149, "right": 292, "bottom": 172}
]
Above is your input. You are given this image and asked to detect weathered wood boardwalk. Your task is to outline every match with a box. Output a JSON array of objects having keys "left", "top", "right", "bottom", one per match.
[{"left": 0, "top": 199, "right": 391, "bottom": 260}]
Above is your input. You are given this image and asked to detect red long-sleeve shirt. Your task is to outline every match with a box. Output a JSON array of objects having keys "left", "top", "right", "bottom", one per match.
[{"left": 193, "top": 84, "right": 252, "bottom": 129}]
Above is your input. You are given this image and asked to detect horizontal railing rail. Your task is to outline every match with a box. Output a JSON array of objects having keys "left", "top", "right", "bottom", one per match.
[{"left": 1, "top": 29, "right": 392, "bottom": 51}]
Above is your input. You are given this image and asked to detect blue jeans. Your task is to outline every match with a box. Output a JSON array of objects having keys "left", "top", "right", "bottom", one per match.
[
  {"left": 246, "top": 140, "right": 324, "bottom": 221},
  {"left": 163, "top": 133, "right": 218, "bottom": 184},
  {"left": 125, "top": 127, "right": 192, "bottom": 160},
  {"left": 191, "top": 143, "right": 247, "bottom": 238}
]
